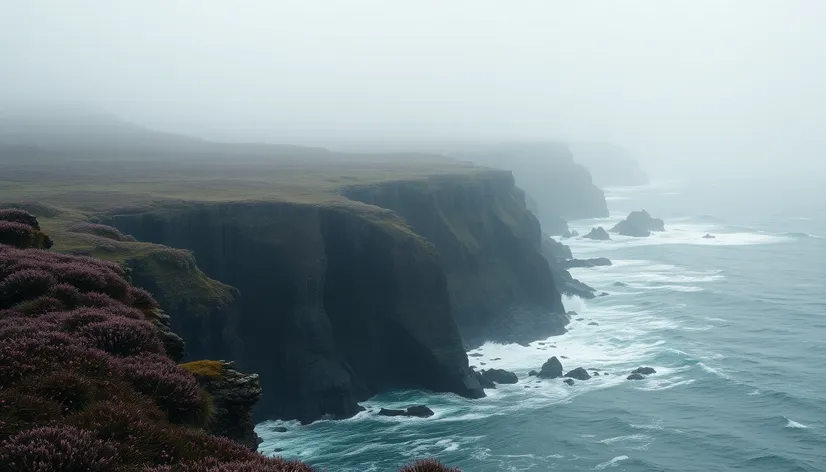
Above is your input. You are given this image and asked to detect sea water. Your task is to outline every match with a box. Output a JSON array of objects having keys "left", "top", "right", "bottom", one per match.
[{"left": 258, "top": 175, "right": 826, "bottom": 471}]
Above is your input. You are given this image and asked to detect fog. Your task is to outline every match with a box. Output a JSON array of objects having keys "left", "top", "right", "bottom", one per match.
[{"left": 2, "top": 0, "right": 825, "bottom": 178}]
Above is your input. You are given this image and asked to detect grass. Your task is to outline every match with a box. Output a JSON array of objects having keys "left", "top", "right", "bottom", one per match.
[{"left": 179, "top": 360, "right": 224, "bottom": 379}]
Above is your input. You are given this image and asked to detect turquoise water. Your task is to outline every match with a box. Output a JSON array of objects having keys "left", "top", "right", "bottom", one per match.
[{"left": 258, "top": 176, "right": 826, "bottom": 471}]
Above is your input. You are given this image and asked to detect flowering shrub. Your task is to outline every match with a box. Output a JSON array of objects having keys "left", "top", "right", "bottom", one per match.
[
  {"left": 145, "top": 457, "right": 317, "bottom": 472},
  {"left": 66, "top": 222, "right": 137, "bottom": 242},
  {"left": 0, "top": 268, "right": 57, "bottom": 308},
  {"left": 399, "top": 459, "right": 461, "bottom": 472},
  {"left": 114, "top": 353, "right": 208, "bottom": 425},
  {"left": 0, "top": 209, "right": 41, "bottom": 229},
  {"left": 129, "top": 286, "right": 160, "bottom": 310},
  {"left": 79, "top": 317, "right": 164, "bottom": 356},
  {"left": 0, "top": 426, "right": 117, "bottom": 471}
]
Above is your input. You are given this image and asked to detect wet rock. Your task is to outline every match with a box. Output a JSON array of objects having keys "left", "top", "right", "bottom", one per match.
[
  {"left": 528, "top": 370, "right": 538, "bottom": 376},
  {"left": 576, "top": 317, "right": 585, "bottom": 321},
  {"left": 491, "top": 357, "right": 502, "bottom": 361},
  {"left": 627, "top": 373, "right": 645, "bottom": 380},
  {"left": 469, "top": 353, "right": 483, "bottom": 357},
  {"left": 481, "top": 368, "right": 518, "bottom": 385},
  {"left": 378, "top": 405, "right": 434, "bottom": 418},
  {"left": 599, "top": 292, "right": 609, "bottom": 297},
  {"left": 583, "top": 227, "right": 611, "bottom": 240},
  {"left": 588, "top": 322, "right": 599, "bottom": 326},
  {"left": 631, "top": 367, "right": 657, "bottom": 375},
  {"left": 613, "top": 281, "right": 628, "bottom": 287},
  {"left": 271, "top": 426, "right": 288, "bottom": 433},
  {"left": 564, "top": 367, "right": 591, "bottom": 381},
  {"left": 563, "top": 379, "right": 575, "bottom": 386},
  {"left": 610, "top": 210, "right": 665, "bottom": 237},
  {"left": 537, "top": 356, "right": 564, "bottom": 379},
  {"left": 561, "top": 355, "right": 568, "bottom": 359},
  {"left": 473, "top": 370, "right": 496, "bottom": 389},
  {"left": 703, "top": 233, "right": 716, "bottom": 239},
  {"left": 593, "top": 372, "right": 600, "bottom": 376},
  {"left": 192, "top": 361, "right": 262, "bottom": 450}
]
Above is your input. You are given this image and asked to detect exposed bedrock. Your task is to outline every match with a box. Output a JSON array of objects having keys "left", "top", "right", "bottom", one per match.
[
  {"left": 343, "top": 171, "right": 568, "bottom": 347},
  {"left": 109, "top": 198, "right": 484, "bottom": 424}
]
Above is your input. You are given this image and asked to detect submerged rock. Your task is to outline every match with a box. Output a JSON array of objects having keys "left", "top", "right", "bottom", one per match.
[
  {"left": 563, "top": 379, "right": 575, "bottom": 386},
  {"left": 564, "top": 367, "right": 591, "bottom": 380},
  {"left": 583, "top": 227, "right": 611, "bottom": 240},
  {"left": 610, "top": 210, "right": 665, "bottom": 237},
  {"left": 481, "top": 368, "right": 518, "bottom": 385},
  {"left": 703, "top": 233, "right": 716, "bottom": 239},
  {"left": 626, "top": 373, "right": 645, "bottom": 381},
  {"left": 378, "top": 405, "right": 435, "bottom": 418},
  {"left": 612, "top": 281, "right": 628, "bottom": 287},
  {"left": 631, "top": 366, "right": 657, "bottom": 375},
  {"left": 271, "top": 426, "right": 288, "bottom": 433},
  {"left": 537, "top": 356, "right": 564, "bottom": 379},
  {"left": 528, "top": 370, "right": 538, "bottom": 377},
  {"left": 588, "top": 322, "right": 599, "bottom": 326}
]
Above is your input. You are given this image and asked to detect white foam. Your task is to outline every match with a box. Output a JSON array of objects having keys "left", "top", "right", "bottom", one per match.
[
  {"left": 698, "top": 362, "right": 731, "bottom": 380},
  {"left": 748, "top": 389, "right": 761, "bottom": 396},
  {"left": 594, "top": 455, "right": 630, "bottom": 470},
  {"left": 785, "top": 418, "right": 808, "bottom": 429},
  {"left": 599, "top": 434, "right": 650, "bottom": 444},
  {"left": 635, "top": 377, "right": 696, "bottom": 391},
  {"left": 630, "top": 421, "right": 664, "bottom": 431}
]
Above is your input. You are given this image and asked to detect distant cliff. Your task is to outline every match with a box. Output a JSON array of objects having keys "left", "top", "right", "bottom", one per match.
[
  {"left": 445, "top": 143, "right": 609, "bottom": 229},
  {"left": 569, "top": 142, "right": 649, "bottom": 187}
]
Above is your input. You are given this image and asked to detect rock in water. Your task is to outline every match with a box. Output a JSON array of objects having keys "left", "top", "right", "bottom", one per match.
[
  {"left": 378, "top": 405, "right": 435, "bottom": 418},
  {"left": 559, "top": 257, "right": 613, "bottom": 269},
  {"left": 528, "top": 370, "right": 538, "bottom": 376},
  {"left": 703, "top": 233, "right": 716, "bottom": 239},
  {"left": 271, "top": 426, "right": 288, "bottom": 433},
  {"left": 631, "top": 366, "right": 657, "bottom": 375},
  {"left": 612, "top": 281, "right": 628, "bottom": 287},
  {"left": 563, "top": 379, "right": 575, "bottom": 386},
  {"left": 564, "top": 367, "right": 591, "bottom": 380},
  {"left": 583, "top": 227, "right": 611, "bottom": 240},
  {"left": 481, "top": 369, "right": 519, "bottom": 384},
  {"left": 537, "top": 356, "right": 564, "bottom": 379},
  {"left": 610, "top": 210, "right": 665, "bottom": 237},
  {"left": 474, "top": 370, "right": 496, "bottom": 389},
  {"left": 588, "top": 322, "right": 599, "bottom": 326},
  {"left": 627, "top": 373, "right": 645, "bottom": 380}
]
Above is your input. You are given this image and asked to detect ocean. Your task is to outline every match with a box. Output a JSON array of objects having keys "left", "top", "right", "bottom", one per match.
[{"left": 258, "top": 175, "right": 826, "bottom": 471}]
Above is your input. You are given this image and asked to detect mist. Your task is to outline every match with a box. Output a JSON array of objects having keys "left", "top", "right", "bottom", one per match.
[{"left": 2, "top": 0, "right": 825, "bottom": 178}]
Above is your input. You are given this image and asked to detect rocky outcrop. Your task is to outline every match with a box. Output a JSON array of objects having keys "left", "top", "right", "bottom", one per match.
[
  {"left": 559, "top": 257, "right": 612, "bottom": 269},
  {"left": 378, "top": 405, "right": 435, "bottom": 418},
  {"left": 184, "top": 360, "right": 263, "bottom": 450},
  {"left": 627, "top": 373, "right": 645, "bottom": 380},
  {"left": 583, "top": 227, "right": 611, "bottom": 240},
  {"left": 703, "top": 234, "right": 716, "bottom": 239},
  {"left": 344, "top": 171, "right": 568, "bottom": 347},
  {"left": 564, "top": 367, "right": 591, "bottom": 380},
  {"left": 108, "top": 199, "right": 486, "bottom": 424},
  {"left": 541, "top": 233, "right": 573, "bottom": 261},
  {"left": 561, "top": 229, "right": 579, "bottom": 238},
  {"left": 480, "top": 369, "right": 518, "bottom": 385},
  {"left": 537, "top": 356, "right": 564, "bottom": 379},
  {"left": 549, "top": 267, "right": 596, "bottom": 299},
  {"left": 610, "top": 210, "right": 665, "bottom": 237},
  {"left": 631, "top": 366, "right": 657, "bottom": 375}
]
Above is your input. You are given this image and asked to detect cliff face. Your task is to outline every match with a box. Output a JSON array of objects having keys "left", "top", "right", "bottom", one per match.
[
  {"left": 344, "top": 171, "right": 567, "bottom": 346},
  {"left": 448, "top": 143, "right": 609, "bottom": 227},
  {"left": 108, "top": 200, "right": 483, "bottom": 424}
]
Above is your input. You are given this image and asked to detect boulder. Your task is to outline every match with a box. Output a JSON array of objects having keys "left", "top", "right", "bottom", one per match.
[
  {"left": 271, "top": 426, "right": 288, "bottom": 433},
  {"left": 474, "top": 370, "right": 496, "bottom": 389},
  {"left": 583, "top": 227, "right": 611, "bottom": 240},
  {"left": 631, "top": 366, "right": 657, "bottom": 375},
  {"left": 378, "top": 405, "right": 434, "bottom": 418},
  {"left": 563, "top": 379, "right": 575, "bottom": 386},
  {"left": 626, "top": 373, "right": 645, "bottom": 381},
  {"left": 703, "top": 233, "right": 716, "bottom": 239},
  {"left": 469, "top": 353, "right": 483, "bottom": 357},
  {"left": 559, "top": 257, "right": 613, "bottom": 269},
  {"left": 481, "top": 368, "right": 518, "bottom": 385},
  {"left": 610, "top": 210, "right": 665, "bottom": 237},
  {"left": 588, "top": 322, "right": 599, "bottom": 326},
  {"left": 564, "top": 367, "right": 591, "bottom": 380},
  {"left": 537, "top": 356, "right": 564, "bottom": 379},
  {"left": 593, "top": 372, "right": 600, "bottom": 376},
  {"left": 528, "top": 370, "right": 538, "bottom": 377},
  {"left": 612, "top": 281, "right": 628, "bottom": 287}
]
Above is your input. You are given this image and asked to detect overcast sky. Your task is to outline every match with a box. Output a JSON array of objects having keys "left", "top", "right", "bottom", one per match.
[{"left": 1, "top": 1, "right": 824, "bottom": 177}]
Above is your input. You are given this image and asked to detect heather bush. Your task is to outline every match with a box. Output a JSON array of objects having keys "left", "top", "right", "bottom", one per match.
[
  {"left": 114, "top": 353, "right": 208, "bottom": 425},
  {"left": 0, "top": 390, "right": 63, "bottom": 440},
  {"left": 399, "top": 459, "right": 461, "bottom": 472},
  {"left": 0, "top": 425, "right": 117, "bottom": 471},
  {"left": 0, "top": 209, "right": 40, "bottom": 229},
  {"left": 44, "top": 308, "right": 110, "bottom": 332},
  {"left": 0, "top": 330, "right": 110, "bottom": 386},
  {"left": 79, "top": 316, "right": 164, "bottom": 356},
  {"left": 30, "top": 371, "right": 96, "bottom": 414},
  {"left": 0, "top": 221, "right": 52, "bottom": 249},
  {"left": 145, "top": 456, "right": 316, "bottom": 472},
  {"left": 0, "top": 268, "right": 57, "bottom": 308},
  {"left": 66, "top": 222, "right": 137, "bottom": 242},
  {"left": 10, "top": 296, "right": 66, "bottom": 316},
  {"left": 129, "top": 286, "right": 160, "bottom": 310}
]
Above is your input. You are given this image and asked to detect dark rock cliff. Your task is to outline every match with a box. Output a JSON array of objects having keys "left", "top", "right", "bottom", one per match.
[
  {"left": 343, "top": 171, "right": 568, "bottom": 346},
  {"left": 108, "top": 199, "right": 484, "bottom": 424}
]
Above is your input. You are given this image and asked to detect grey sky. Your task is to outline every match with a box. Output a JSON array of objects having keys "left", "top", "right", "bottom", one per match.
[{"left": 2, "top": 1, "right": 824, "bottom": 177}]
